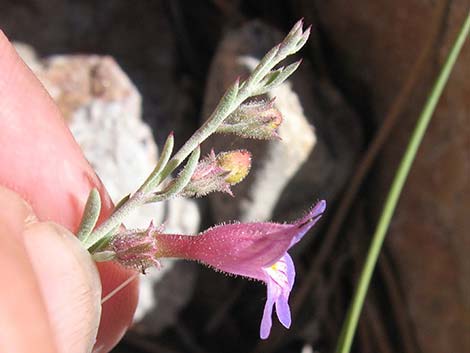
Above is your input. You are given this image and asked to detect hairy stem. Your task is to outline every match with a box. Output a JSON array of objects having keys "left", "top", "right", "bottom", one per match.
[{"left": 81, "top": 19, "right": 311, "bottom": 251}]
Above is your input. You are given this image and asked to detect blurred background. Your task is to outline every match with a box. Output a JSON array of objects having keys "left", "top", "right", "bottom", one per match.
[{"left": 1, "top": 1, "right": 469, "bottom": 352}]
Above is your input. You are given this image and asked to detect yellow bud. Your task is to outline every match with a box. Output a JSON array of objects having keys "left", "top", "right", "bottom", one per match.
[{"left": 217, "top": 150, "right": 252, "bottom": 185}]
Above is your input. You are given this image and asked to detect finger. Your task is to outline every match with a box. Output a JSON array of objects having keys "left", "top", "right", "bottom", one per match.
[
  {"left": 0, "top": 30, "right": 138, "bottom": 352},
  {"left": 0, "top": 29, "right": 112, "bottom": 228},
  {"left": 23, "top": 221, "right": 102, "bottom": 353},
  {"left": 0, "top": 187, "right": 58, "bottom": 353}
]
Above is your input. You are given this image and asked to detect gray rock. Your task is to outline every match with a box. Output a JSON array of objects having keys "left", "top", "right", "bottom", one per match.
[
  {"left": 16, "top": 46, "right": 200, "bottom": 334},
  {"left": 202, "top": 21, "right": 362, "bottom": 223},
  {"left": 134, "top": 261, "right": 198, "bottom": 333},
  {"left": 2, "top": 0, "right": 195, "bottom": 146}
]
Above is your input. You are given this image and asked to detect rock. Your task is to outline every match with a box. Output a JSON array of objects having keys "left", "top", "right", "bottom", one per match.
[
  {"left": 16, "top": 46, "right": 201, "bottom": 334},
  {"left": 32, "top": 54, "right": 163, "bottom": 228},
  {"left": 202, "top": 21, "right": 362, "bottom": 223},
  {"left": 134, "top": 261, "right": 198, "bottom": 333},
  {"left": 1, "top": 0, "right": 196, "bottom": 146},
  {"left": 299, "top": 1, "right": 470, "bottom": 351}
]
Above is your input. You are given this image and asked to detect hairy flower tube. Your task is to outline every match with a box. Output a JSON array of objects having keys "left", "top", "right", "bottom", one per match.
[{"left": 152, "top": 200, "right": 326, "bottom": 339}]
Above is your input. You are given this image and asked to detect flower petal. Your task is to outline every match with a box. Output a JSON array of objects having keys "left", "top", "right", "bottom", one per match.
[
  {"left": 274, "top": 254, "right": 295, "bottom": 328},
  {"left": 290, "top": 200, "right": 326, "bottom": 246},
  {"left": 275, "top": 297, "right": 291, "bottom": 328},
  {"left": 260, "top": 277, "right": 277, "bottom": 339},
  {"left": 261, "top": 253, "right": 296, "bottom": 336},
  {"left": 285, "top": 252, "right": 296, "bottom": 290}
]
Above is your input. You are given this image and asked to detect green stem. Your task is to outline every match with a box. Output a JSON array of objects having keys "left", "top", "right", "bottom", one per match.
[
  {"left": 82, "top": 191, "right": 146, "bottom": 249},
  {"left": 335, "top": 13, "right": 470, "bottom": 353}
]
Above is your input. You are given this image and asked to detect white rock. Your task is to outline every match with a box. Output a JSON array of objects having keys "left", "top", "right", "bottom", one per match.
[{"left": 202, "top": 21, "right": 362, "bottom": 223}]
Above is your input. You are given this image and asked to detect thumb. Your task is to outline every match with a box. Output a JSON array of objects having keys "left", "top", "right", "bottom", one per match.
[
  {"left": 0, "top": 186, "right": 102, "bottom": 353},
  {"left": 23, "top": 222, "right": 102, "bottom": 353}
]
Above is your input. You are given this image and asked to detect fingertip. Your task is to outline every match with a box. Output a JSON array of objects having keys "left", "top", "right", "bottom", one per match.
[{"left": 0, "top": 186, "right": 37, "bottom": 236}]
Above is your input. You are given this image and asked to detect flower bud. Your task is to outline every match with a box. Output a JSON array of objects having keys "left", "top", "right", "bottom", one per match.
[
  {"left": 182, "top": 149, "right": 251, "bottom": 198},
  {"left": 216, "top": 149, "right": 252, "bottom": 184},
  {"left": 217, "top": 99, "right": 283, "bottom": 140},
  {"left": 110, "top": 223, "right": 162, "bottom": 273}
]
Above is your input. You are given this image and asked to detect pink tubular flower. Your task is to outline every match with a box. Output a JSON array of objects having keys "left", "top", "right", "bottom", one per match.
[{"left": 154, "top": 200, "right": 326, "bottom": 339}]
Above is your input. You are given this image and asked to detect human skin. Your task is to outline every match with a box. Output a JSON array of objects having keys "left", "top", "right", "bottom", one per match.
[{"left": 0, "top": 30, "right": 138, "bottom": 352}]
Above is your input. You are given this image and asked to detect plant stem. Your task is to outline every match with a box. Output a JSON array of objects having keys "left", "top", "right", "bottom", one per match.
[
  {"left": 82, "top": 191, "right": 146, "bottom": 249},
  {"left": 335, "top": 12, "right": 470, "bottom": 353},
  {"left": 81, "top": 20, "right": 310, "bottom": 250}
]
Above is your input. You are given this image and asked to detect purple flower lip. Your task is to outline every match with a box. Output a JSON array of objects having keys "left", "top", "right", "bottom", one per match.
[
  {"left": 259, "top": 200, "right": 325, "bottom": 338},
  {"left": 154, "top": 199, "right": 326, "bottom": 339}
]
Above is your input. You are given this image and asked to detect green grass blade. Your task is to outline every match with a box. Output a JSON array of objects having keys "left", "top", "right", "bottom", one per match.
[{"left": 335, "top": 12, "right": 470, "bottom": 353}]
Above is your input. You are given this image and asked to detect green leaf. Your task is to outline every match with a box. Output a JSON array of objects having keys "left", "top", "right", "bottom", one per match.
[
  {"left": 77, "top": 188, "right": 102, "bottom": 242},
  {"left": 255, "top": 60, "right": 302, "bottom": 95},
  {"left": 147, "top": 146, "right": 201, "bottom": 203},
  {"left": 141, "top": 132, "right": 175, "bottom": 192},
  {"left": 246, "top": 44, "right": 281, "bottom": 87},
  {"left": 276, "top": 20, "right": 307, "bottom": 60},
  {"left": 215, "top": 78, "right": 240, "bottom": 119}
]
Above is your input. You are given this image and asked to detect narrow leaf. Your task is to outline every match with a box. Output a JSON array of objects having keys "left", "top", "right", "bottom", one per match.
[
  {"left": 247, "top": 44, "right": 281, "bottom": 87},
  {"left": 277, "top": 20, "right": 307, "bottom": 60},
  {"left": 147, "top": 146, "right": 201, "bottom": 203},
  {"left": 256, "top": 60, "right": 302, "bottom": 95},
  {"left": 77, "top": 188, "right": 102, "bottom": 242},
  {"left": 142, "top": 131, "right": 174, "bottom": 191},
  {"left": 295, "top": 25, "right": 311, "bottom": 52},
  {"left": 217, "top": 79, "right": 240, "bottom": 117}
]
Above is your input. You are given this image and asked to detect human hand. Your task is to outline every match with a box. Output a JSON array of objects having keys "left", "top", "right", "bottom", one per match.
[{"left": 0, "top": 31, "right": 138, "bottom": 352}]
